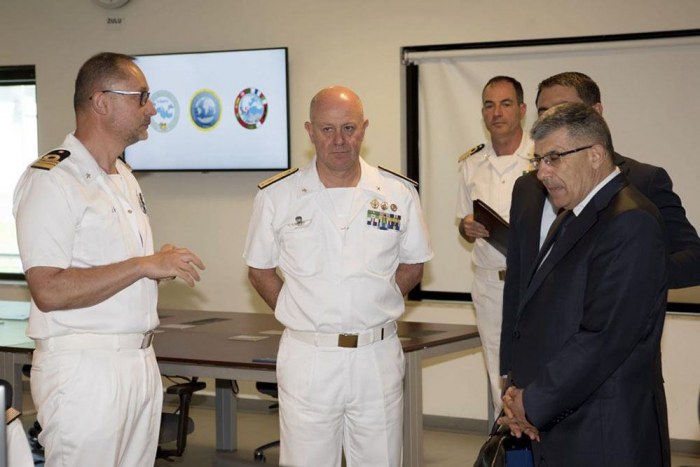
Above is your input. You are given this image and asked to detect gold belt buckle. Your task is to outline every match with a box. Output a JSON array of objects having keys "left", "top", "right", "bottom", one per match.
[
  {"left": 498, "top": 269, "right": 507, "bottom": 281},
  {"left": 338, "top": 333, "right": 359, "bottom": 348}
]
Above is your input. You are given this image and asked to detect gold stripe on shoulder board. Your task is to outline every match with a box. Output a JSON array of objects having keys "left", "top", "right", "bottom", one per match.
[
  {"left": 257, "top": 168, "right": 299, "bottom": 190},
  {"left": 378, "top": 166, "right": 418, "bottom": 188},
  {"left": 458, "top": 143, "right": 485, "bottom": 163},
  {"left": 31, "top": 149, "right": 71, "bottom": 170}
]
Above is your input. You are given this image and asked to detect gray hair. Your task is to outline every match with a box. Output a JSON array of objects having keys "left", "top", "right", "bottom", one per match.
[{"left": 531, "top": 102, "right": 614, "bottom": 157}]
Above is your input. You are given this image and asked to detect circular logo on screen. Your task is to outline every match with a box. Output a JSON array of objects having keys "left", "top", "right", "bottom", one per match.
[
  {"left": 234, "top": 88, "right": 268, "bottom": 130},
  {"left": 190, "top": 89, "right": 222, "bottom": 131},
  {"left": 150, "top": 90, "right": 180, "bottom": 133}
]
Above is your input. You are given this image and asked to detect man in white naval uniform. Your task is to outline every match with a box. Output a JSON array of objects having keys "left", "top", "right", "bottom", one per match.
[
  {"left": 13, "top": 52, "right": 205, "bottom": 467},
  {"left": 456, "top": 76, "right": 533, "bottom": 417},
  {"left": 244, "top": 86, "right": 433, "bottom": 467}
]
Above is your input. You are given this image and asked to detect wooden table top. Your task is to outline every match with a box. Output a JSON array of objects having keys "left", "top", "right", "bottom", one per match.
[
  {"left": 0, "top": 308, "right": 479, "bottom": 371},
  {"left": 154, "top": 309, "right": 478, "bottom": 370}
]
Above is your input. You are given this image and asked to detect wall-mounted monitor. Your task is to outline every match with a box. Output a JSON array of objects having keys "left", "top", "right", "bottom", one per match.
[{"left": 125, "top": 47, "right": 289, "bottom": 172}]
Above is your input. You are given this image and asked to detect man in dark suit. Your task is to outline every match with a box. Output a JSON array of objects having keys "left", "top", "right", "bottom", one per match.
[
  {"left": 500, "top": 72, "right": 700, "bottom": 465},
  {"left": 502, "top": 72, "right": 700, "bottom": 297},
  {"left": 498, "top": 102, "right": 669, "bottom": 466}
]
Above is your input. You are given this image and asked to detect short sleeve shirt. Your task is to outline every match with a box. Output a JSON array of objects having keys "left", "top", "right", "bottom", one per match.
[
  {"left": 455, "top": 134, "right": 534, "bottom": 270},
  {"left": 13, "top": 133, "right": 158, "bottom": 339},
  {"left": 244, "top": 157, "right": 433, "bottom": 333}
]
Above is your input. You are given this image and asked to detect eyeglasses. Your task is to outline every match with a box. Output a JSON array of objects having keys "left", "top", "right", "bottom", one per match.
[
  {"left": 100, "top": 90, "right": 151, "bottom": 106},
  {"left": 529, "top": 145, "right": 593, "bottom": 169}
]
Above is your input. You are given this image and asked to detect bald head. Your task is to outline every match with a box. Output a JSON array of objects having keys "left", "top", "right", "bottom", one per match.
[
  {"left": 309, "top": 86, "right": 364, "bottom": 123},
  {"left": 305, "top": 86, "right": 369, "bottom": 185}
]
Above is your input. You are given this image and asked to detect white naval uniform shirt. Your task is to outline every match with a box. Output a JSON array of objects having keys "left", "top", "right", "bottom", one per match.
[
  {"left": 13, "top": 133, "right": 158, "bottom": 339},
  {"left": 244, "top": 157, "right": 434, "bottom": 333},
  {"left": 455, "top": 134, "right": 534, "bottom": 270}
]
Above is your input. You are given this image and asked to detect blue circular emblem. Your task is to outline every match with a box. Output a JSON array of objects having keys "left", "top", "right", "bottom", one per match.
[
  {"left": 190, "top": 89, "right": 222, "bottom": 131},
  {"left": 150, "top": 90, "right": 180, "bottom": 133}
]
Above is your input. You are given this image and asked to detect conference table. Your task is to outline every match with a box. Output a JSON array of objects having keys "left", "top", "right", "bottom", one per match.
[{"left": 0, "top": 304, "right": 479, "bottom": 467}]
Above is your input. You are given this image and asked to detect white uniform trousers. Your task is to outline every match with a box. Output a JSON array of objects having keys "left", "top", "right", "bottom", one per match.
[
  {"left": 8, "top": 418, "right": 34, "bottom": 467},
  {"left": 30, "top": 346, "right": 163, "bottom": 467},
  {"left": 472, "top": 266, "right": 505, "bottom": 417},
  {"left": 277, "top": 330, "right": 405, "bottom": 467}
]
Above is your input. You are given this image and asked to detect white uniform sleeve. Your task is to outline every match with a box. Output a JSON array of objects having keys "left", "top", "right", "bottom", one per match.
[
  {"left": 243, "top": 189, "right": 280, "bottom": 269},
  {"left": 399, "top": 184, "right": 433, "bottom": 265},
  {"left": 455, "top": 161, "right": 473, "bottom": 220},
  {"left": 14, "top": 171, "right": 75, "bottom": 271}
]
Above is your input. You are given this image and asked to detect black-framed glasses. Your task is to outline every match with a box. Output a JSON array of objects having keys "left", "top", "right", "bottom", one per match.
[
  {"left": 100, "top": 89, "right": 151, "bottom": 106},
  {"left": 529, "top": 145, "right": 593, "bottom": 169}
]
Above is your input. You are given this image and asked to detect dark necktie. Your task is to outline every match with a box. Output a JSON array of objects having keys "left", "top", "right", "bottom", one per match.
[
  {"left": 548, "top": 208, "right": 572, "bottom": 239},
  {"left": 535, "top": 209, "right": 574, "bottom": 270}
]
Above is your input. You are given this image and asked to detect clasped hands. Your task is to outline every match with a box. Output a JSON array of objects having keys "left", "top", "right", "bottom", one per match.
[{"left": 498, "top": 386, "right": 540, "bottom": 441}]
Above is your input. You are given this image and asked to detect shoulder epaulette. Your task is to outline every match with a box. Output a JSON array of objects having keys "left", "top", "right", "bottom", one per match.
[
  {"left": 257, "top": 168, "right": 299, "bottom": 190},
  {"left": 378, "top": 166, "right": 418, "bottom": 188},
  {"left": 5, "top": 407, "right": 20, "bottom": 425},
  {"left": 458, "top": 144, "right": 485, "bottom": 163},
  {"left": 31, "top": 149, "right": 71, "bottom": 171}
]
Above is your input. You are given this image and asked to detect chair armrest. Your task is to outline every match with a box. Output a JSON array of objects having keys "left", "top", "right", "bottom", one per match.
[{"left": 165, "top": 381, "right": 206, "bottom": 396}]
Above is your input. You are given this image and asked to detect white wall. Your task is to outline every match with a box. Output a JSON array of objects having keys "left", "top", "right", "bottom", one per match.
[{"left": 1, "top": 0, "right": 699, "bottom": 442}]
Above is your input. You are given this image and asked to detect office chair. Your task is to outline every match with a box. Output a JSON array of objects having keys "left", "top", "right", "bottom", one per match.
[
  {"left": 20, "top": 364, "right": 206, "bottom": 463},
  {"left": 253, "top": 382, "right": 280, "bottom": 463},
  {"left": 157, "top": 376, "right": 207, "bottom": 461}
]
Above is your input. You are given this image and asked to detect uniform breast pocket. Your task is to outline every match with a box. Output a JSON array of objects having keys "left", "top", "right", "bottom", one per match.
[
  {"left": 75, "top": 207, "right": 126, "bottom": 265},
  {"left": 364, "top": 226, "right": 401, "bottom": 276},
  {"left": 279, "top": 223, "right": 323, "bottom": 277}
]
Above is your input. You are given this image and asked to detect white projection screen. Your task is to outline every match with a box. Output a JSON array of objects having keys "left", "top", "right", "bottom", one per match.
[{"left": 404, "top": 30, "right": 700, "bottom": 312}]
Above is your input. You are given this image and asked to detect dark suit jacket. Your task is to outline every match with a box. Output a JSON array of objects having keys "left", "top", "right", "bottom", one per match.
[
  {"left": 506, "top": 173, "right": 668, "bottom": 467},
  {"left": 500, "top": 153, "right": 696, "bottom": 465},
  {"left": 502, "top": 154, "right": 699, "bottom": 307},
  {"left": 615, "top": 153, "right": 700, "bottom": 288}
]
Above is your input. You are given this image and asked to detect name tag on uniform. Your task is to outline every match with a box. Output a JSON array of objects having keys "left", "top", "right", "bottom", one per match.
[{"left": 366, "top": 210, "right": 401, "bottom": 231}]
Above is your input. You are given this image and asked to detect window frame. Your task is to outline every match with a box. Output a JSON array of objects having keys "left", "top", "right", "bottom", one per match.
[{"left": 0, "top": 65, "right": 37, "bottom": 282}]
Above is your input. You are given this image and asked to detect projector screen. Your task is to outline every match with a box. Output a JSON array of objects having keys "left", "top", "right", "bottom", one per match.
[
  {"left": 404, "top": 30, "right": 700, "bottom": 311},
  {"left": 125, "top": 47, "right": 289, "bottom": 171}
]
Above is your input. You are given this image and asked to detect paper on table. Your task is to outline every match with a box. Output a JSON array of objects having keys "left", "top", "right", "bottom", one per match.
[
  {"left": 159, "top": 323, "right": 195, "bottom": 330},
  {"left": 228, "top": 335, "right": 270, "bottom": 342}
]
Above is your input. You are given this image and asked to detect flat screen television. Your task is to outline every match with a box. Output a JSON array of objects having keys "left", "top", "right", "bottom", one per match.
[{"left": 125, "top": 47, "right": 289, "bottom": 171}]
